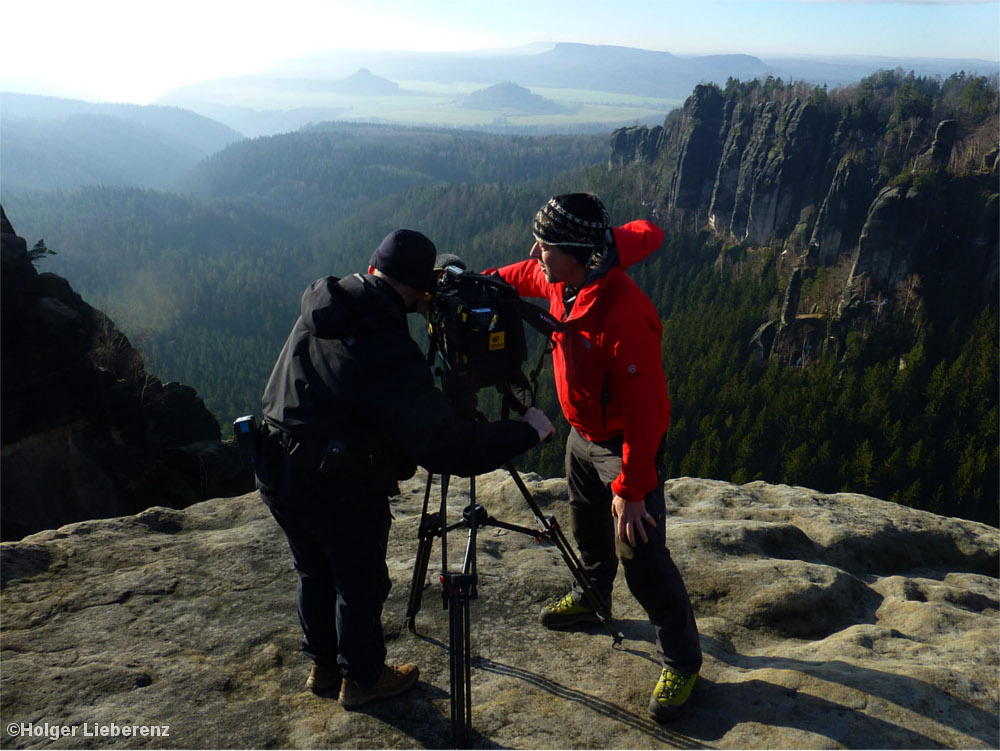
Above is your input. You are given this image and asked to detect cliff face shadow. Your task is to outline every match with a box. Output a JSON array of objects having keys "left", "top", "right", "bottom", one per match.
[
  {"left": 687, "top": 676, "right": 948, "bottom": 749},
  {"left": 700, "top": 636, "right": 998, "bottom": 748}
]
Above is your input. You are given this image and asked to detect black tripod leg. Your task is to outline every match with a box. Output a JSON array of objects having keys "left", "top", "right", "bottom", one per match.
[
  {"left": 544, "top": 517, "right": 623, "bottom": 644},
  {"left": 462, "top": 480, "right": 475, "bottom": 743},
  {"left": 449, "top": 593, "right": 472, "bottom": 746},
  {"left": 406, "top": 474, "right": 438, "bottom": 632},
  {"left": 462, "top": 594, "right": 472, "bottom": 742},
  {"left": 406, "top": 518, "right": 437, "bottom": 632},
  {"left": 444, "top": 573, "right": 474, "bottom": 748},
  {"left": 505, "top": 463, "right": 624, "bottom": 645}
]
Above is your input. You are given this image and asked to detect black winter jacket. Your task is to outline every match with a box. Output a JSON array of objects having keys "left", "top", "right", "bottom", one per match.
[{"left": 261, "top": 273, "right": 538, "bottom": 481}]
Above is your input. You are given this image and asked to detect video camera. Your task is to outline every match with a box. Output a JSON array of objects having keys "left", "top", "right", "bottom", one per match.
[{"left": 425, "top": 261, "right": 562, "bottom": 413}]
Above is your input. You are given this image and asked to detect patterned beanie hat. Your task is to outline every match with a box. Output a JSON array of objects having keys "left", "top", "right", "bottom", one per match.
[{"left": 532, "top": 193, "right": 614, "bottom": 266}]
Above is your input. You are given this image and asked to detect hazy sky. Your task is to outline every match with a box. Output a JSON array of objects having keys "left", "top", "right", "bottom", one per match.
[{"left": 2, "top": 0, "right": 997, "bottom": 104}]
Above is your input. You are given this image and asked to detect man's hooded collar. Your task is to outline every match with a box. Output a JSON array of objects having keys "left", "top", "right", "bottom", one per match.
[{"left": 300, "top": 273, "right": 407, "bottom": 340}]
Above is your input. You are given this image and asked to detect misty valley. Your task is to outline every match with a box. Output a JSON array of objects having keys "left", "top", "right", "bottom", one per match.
[{"left": 2, "top": 68, "right": 997, "bottom": 529}]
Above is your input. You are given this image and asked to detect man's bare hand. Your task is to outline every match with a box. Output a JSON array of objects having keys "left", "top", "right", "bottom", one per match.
[
  {"left": 523, "top": 407, "right": 556, "bottom": 442},
  {"left": 611, "top": 494, "right": 657, "bottom": 546}
]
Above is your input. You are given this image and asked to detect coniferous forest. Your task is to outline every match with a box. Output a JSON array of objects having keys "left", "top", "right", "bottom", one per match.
[{"left": 5, "top": 71, "right": 997, "bottom": 526}]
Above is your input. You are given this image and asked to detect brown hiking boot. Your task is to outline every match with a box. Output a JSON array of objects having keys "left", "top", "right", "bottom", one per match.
[
  {"left": 338, "top": 663, "right": 419, "bottom": 709},
  {"left": 305, "top": 662, "right": 342, "bottom": 695}
]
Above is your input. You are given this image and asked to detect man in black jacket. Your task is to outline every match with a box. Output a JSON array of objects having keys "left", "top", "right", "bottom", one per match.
[{"left": 259, "top": 229, "right": 553, "bottom": 709}]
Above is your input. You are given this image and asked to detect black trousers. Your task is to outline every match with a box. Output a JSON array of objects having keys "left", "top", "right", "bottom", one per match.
[
  {"left": 261, "top": 442, "right": 392, "bottom": 688},
  {"left": 565, "top": 427, "right": 702, "bottom": 675}
]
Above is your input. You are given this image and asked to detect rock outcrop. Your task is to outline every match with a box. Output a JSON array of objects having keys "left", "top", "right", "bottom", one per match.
[
  {"left": 0, "top": 207, "right": 250, "bottom": 540},
  {"left": 2, "top": 470, "right": 996, "bottom": 749},
  {"left": 611, "top": 80, "right": 999, "bottom": 305},
  {"left": 609, "top": 124, "right": 663, "bottom": 166}
]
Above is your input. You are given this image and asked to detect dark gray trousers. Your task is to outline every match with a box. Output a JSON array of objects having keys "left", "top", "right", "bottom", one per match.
[
  {"left": 565, "top": 427, "right": 702, "bottom": 675},
  {"left": 260, "top": 434, "right": 392, "bottom": 688}
]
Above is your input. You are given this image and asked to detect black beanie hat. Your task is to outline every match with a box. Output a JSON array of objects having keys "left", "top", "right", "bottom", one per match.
[
  {"left": 532, "top": 193, "right": 613, "bottom": 265},
  {"left": 369, "top": 229, "right": 438, "bottom": 290}
]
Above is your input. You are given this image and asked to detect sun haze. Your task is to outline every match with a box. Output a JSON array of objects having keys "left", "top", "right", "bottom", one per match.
[{"left": 1, "top": 0, "right": 997, "bottom": 103}]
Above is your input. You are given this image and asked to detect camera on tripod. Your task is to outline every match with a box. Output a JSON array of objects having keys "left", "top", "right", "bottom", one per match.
[
  {"left": 427, "top": 262, "right": 527, "bottom": 390},
  {"left": 425, "top": 260, "right": 561, "bottom": 419},
  {"left": 410, "top": 257, "right": 622, "bottom": 746}
]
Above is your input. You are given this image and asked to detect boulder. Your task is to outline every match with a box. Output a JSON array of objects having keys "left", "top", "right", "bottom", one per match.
[
  {"left": 609, "top": 124, "right": 662, "bottom": 167},
  {"left": 808, "top": 154, "right": 877, "bottom": 266},
  {"left": 854, "top": 185, "right": 927, "bottom": 290}
]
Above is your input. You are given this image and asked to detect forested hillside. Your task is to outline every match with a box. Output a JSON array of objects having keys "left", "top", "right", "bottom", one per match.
[
  {"left": 628, "top": 224, "right": 997, "bottom": 526},
  {"left": 6, "top": 75, "right": 997, "bottom": 526},
  {"left": 0, "top": 93, "right": 242, "bottom": 192},
  {"left": 180, "top": 123, "right": 607, "bottom": 227},
  {"left": 5, "top": 126, "right": 607, "bottom": 436}
]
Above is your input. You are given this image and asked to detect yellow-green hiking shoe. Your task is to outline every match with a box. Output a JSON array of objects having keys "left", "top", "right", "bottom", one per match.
[
  {"left": 539, "top": 592, "right": 601, "bottom": 629},
  {"left": 649, "top": 668, "right": 697, "bottom": 722}
]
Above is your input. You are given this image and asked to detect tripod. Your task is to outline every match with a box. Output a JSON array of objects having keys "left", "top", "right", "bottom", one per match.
[
  {"left": 412, "top": 273, "right": 619, "bottom": 744},
  {"left": 405, "top": 460, "right": 624, "bottom": 746}
]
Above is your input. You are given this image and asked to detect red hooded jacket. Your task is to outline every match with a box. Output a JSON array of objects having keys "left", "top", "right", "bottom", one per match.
[{"left": 498, "top": 221, "right": 670, "bottom": 501}]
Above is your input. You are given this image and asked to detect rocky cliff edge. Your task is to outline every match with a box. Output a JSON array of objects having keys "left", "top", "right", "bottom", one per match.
[
  {"left": 2, "top": 471, "right": 997, "bottom": 749},
  {"left": 0, "top": 207, "right": 251, "bottom": 540}
]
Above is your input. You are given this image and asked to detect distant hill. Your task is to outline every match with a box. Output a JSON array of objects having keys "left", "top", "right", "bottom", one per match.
[
  {"left": 499, "top": 43, "right": 750, "bottom": 98},
  {"left": 142, "top": 101, "right": 353, "bottom": 139},
  {"left": 220, "top": 42, "right": 1000, "bottom": 101},
  {"left": 163, "top": 43, "right": 761, "bottom": 106},
  {"left": 0, "top": 93, "right": 243, "bottom": 193},
  {"left": 459, "top": 82, "right": 570, "bottom": 114},
  {"left": 155, "top": 42, "right": 998, "bottom": 136},
  {"left": 327, "top": 68, "right": 402, "bottom": 95}
]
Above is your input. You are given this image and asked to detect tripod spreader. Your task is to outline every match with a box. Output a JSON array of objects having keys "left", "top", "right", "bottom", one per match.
[{"left": 406, "top": 503, "right": 544, "bottom": 633}]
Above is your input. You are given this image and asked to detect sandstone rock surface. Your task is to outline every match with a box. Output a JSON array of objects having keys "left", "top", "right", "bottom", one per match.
[{"left": 2, "top": 471, "right": 997, "bottom": 749}]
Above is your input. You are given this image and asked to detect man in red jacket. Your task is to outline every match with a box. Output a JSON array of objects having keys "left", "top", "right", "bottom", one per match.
[{"left": 497, "top": 193, "right": 702, "bottom": 722}]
